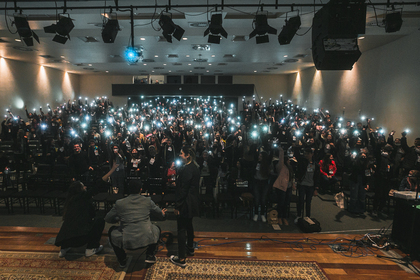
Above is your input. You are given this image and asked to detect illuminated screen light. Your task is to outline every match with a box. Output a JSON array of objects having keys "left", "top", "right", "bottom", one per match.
[
  {"left": 14, "top": 97, "right": 24, "bottom": 109},
  {"left": 124, "top": 46, "right": 142, "bottom": 64}
]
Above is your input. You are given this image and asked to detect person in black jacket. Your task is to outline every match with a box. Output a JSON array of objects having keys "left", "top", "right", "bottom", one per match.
[
  {"left": 55, "top": 181, "right": 105, "bottom": 258},
  {"left": 348, "top": 151, "right": 372, "bottom": 215},
  {"left": 170, "top": 146, "right": 200, "bottom": 267},
  {"left": 294, "top": 148, "right": 319, "bottom": 222}
]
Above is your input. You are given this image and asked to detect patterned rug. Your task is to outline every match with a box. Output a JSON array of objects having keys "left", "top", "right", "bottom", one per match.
[
  {"left": 0, "top": 251, "right": 129, "bottom": 280},
  {"left": 145, "top": 257, "right": 328, "bottom": 280}
]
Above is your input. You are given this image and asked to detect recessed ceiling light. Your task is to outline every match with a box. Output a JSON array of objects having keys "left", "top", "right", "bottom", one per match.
[
  {"left": 208, "top": 63, "right": 212, "bottom": 65},
  {"left": 106, "top": 71, "right": 109, "bottom": 73},
  {"left": 186, "top": 55, "right": 190, "bottom": 57},
  {"left": 182, "top": 37, "right": 188, "bottom": 40},
  {"left": 188, "top": 63, "right": 191, "bottom": 65},
  {"left": 15, "top": 38, "right": 21, "bottom": 42},
  {"left": 254, "top": 70, "right": 257, "bottom": 72},
  {"left": 358, "top": 36, "right": 365, "bottom": 40},
  {"left": 88, "top": 64, "right": 92, "bottom": 66},
  {"left": 163, "top": 63, "right": 166, "bottom": 65},
  {"left": 61, "top": 55, "right": 65, "bottom": 58},
  {"left": 190, "top": 70, "right": 192, "bottom": 72},
  {"left": 143, "top": 63, "right": 147, "bottom": 65},
  {"left": 140, "top": 38, "right": 146, "bottom": 41},
  {"left": 211, "top": 55, "right": 215, "bottom": 57},
  {"left": 152, "top": 70, "right": 155, "bottom": 72},
  {"left": 154, "top": 55, "right": 158, "bottom": 57},
  {"left": 284, "top": 55, "right": 288, "bottom": 57},
  {"left": 206, "top": 70, "right": 209, "bottom": 72},
  {"left": 169, "top": 70, "right": 171, "bottom": 72}
]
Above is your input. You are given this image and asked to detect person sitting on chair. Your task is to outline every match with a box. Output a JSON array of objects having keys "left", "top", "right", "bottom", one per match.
[{"left": 105, "top": 180, "right": 167, "bottom": 268}]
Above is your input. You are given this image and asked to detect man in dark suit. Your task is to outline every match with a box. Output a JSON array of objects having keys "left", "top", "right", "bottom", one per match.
[
  {"left": 170, "top": 146, "right": 200, "bottom": 267},
  {"left": 105, "top": 180, "right": 167, "bottom": 267}
]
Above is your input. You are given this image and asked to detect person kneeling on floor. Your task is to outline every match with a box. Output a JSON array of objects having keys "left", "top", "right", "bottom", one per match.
[
  {"left": 55, "top": 181, "right": 105, "bottom": 258},
  {"left": 105, "top": 180, "right": 167, "bottom": 268}
]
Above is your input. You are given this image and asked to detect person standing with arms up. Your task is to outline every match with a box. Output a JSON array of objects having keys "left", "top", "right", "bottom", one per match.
[{"left": 170, "top": 146, "right": 200, "bottom": 267}]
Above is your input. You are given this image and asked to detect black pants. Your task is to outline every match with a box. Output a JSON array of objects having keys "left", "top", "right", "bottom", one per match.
[
  {"left": 297, "top": 184, "right": 315, "bottom": 218},
  {"left": 177, "top": 215, "right": 194, "bottom": 259},
  {"left": 108, "top": 226, "right": 160, "bottom": 263},
  {"left": 60, "top": 217, "right": 105, "bottom": 249}
]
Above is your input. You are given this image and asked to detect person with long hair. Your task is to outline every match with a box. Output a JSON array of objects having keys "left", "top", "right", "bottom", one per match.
[
  {"left": 110, "top": 144, "right": 126, "bottom": 194},
  {"left": 170, "top": 146, "right": 200, "bottom": 267},
  {"left": 318, "top": 153, "right": 338, "bottom": 193},
  {"left": 252, "top": 151, "right": 271, "bottom": 222},
  {"left": 273, "top": 153, "right": 295, "bottom": 225},
  {"left": 55, "top": 181, "right": 105, "bottom": 258},
  {"left": 295, "top": 148, "right": 319, "bottom": 222}
]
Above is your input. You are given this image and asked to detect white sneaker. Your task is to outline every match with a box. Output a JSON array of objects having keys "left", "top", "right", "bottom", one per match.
[
  {"left": 253, "top": 214, "right": 258, "bottom": 222},
  {"left": 85, "top": 245, "right": 103, "bottom": 257},
  {"left": 58, "top": 247, "right": 71, "bottom": 258},
  {"left": 261, "top": 215, "right": 266, "bottom": 222}
]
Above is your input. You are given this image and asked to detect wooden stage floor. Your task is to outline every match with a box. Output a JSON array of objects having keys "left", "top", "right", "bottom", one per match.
[{"left": 0, "top": 227, "right": 419, "bottom": 280}]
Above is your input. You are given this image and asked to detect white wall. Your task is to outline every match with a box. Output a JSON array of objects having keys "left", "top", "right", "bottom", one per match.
[
  {"left": 79, "top": 75, "right": 132, "bottom": 107},
  {"left": 0, "top": 58, "right": 79, "bottom": 118},
  {"left": 287, "top": 31, "right": 420, "bottom": 142},
  {"left": 234, "top": 75, "right": 288, "bottom": 101}
]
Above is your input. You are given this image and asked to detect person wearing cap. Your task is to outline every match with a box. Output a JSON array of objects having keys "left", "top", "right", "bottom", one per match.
[{"left": 105, "top": 180, "right": 167, "bottom": 267}]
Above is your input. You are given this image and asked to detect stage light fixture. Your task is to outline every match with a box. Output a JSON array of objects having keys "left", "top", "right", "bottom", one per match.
[
  {"left": 204, "top": 14, "right": 228, "bottom": 44},
  {"left": 249, "top": 14, "right": 277, "bottom": 44},
  {"left": 278, "top": 15, "right": 301, "bottom": 45},
  {"left": 102, "top": 18, "right": 120, "bottom": 43},
  {"left": 13, "top": 15, "right": 39, "bottom": 47},
  {"left": 44, "top": 15, "right": 74, "bottom": 44},
  {"left": 159, "top": 14, "right": 185, "bottom": 43},
  {"left": 383, "top": 11, "right": 403, "bottom": 33}
]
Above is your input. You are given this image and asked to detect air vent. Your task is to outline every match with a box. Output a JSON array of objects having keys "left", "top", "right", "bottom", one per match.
[
  {"left": 294, "top": 54, "right": 308, "bottom": 58},
  {"left": 275, "top": 62, "right": 285, "bottom": 66},
  {"left": 173, "top": 63, "right": 183, "bottom": 66},
  {"left": 194, "top": 67, "right": 206, "bottom": 70},
  {"left": 83, "top": 67, "right": 95, "bottom": 70},
  {"left": 176, "top": 70, "right": 185, "bottom": 72},
  {"left": 110, "top": 54, "right": 121, "bottom": 58},
  {"left": 167, "top": 54, "right": 179, "bottom": 58},
  {"left": 52, "top": 59, "right": 64, "bottom": 63},
  {"left": 139, "top": 70, "right": 147, "bottom": 72},
  {"left": 39, "top": 55, "right": 54, "bottom": 59},
  {"left": 154, "top": 67, "right": 164, "bottom": 69},
  {"left": 284, "top": 58, "right": 299, "bottom": 63},
  {"left": 218, "top": 63, "right": 227, "bottom": 66},
  {"left": 13, "top": 46, "right": 34, "bottom": 52},
  {"left": 232, "top": 35, "right": 247, "bottom": 42},
  {"left": 192, "top": 44, "right": 211, "bottom": 51},
  {"left": 74, "top": 63, "right": 85, "bottom": 67},
  {"left": 267, "top": 67, "right": 278, "bottom": 70},
  {"left": 262, "top": 70, "right": 271, "bottom": 72},
  {"left": 188, "top": 22, "right": 209, "bottom": 28},
  {"left": 142, "top": 59, "right": 155, "bottom": 62},
  {"left": 223, "top": 54, "right": 236, "bottom": 58},
  {"left": 78, "top": 36, "right": 99, "bottom": 43},
  {"left": 93, "top": 70, "right": 101, "bottom": 72},
  {"left": 194, "top": 58, "right": 208, "bottom": 62}
]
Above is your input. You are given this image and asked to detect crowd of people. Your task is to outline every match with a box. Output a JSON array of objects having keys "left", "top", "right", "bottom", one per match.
[{"left": 1, "top": 94, "right": 420, "bottom": 266}]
